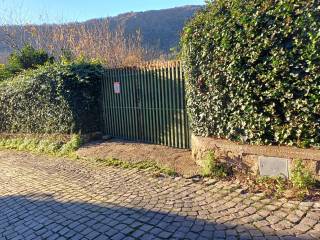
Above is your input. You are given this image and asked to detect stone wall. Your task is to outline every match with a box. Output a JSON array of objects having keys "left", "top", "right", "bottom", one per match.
[{"left": 191, "top": 135, "right": 320, "bottom": 180}]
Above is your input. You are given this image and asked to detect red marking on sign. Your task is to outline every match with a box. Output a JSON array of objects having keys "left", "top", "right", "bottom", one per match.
[{"left": 114, "top": 82, "right": 120, "bottom": 94}]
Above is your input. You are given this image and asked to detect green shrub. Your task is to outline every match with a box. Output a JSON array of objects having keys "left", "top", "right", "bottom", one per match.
[
  {"left": 7, "top": 44, "right": 53, "bottom": 74},
  {"left": 0, "top": 64, "right": 13, "bottom": 81},
  {"left": 202, "top": 151, "right": 231, "bottom": 178},
  {"left": 181, "top": 0, "right": 320, "bottom": 147},
  {"left": 291, "top": 160, "right": 315, "bottom": 190},
  {"left": 0, "top": 62, "right": 104, "bottom": 134}
]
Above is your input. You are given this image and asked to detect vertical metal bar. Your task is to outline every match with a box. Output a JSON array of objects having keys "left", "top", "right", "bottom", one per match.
[
  {"left": 149, "top": 65, "right": 156, "bottom": 144},
  {"left": 105, "top": 69, "right": 110, "bottom": 135},
  {"left": 178, "top": 62, "right": 185, "bottom": 148},
  {"left": 121, "top": 67, "right": 126, "bottom": 139},
  {"left": 111, "top": 68, "right": 118, "bottom": 137},
  {"left": 124, "top": 67, "right": 131, "bottom": 140},
  {"left": 116, "top": 68, "right": 122, "bottom": 138},
  {"left": 151, "top": 65, "right": 160, "bottom": 144},
  {"left": 165, "top": 65, "right": 170, "bottom": 146},
  {"left": 157, "top": 63, "right": 163, "bottom": 145},
  {"left": 137, "top": 67, "right": 143, "bottom": 141},
  {"left": 104, "top": 70, "right": 110, "bottom": 134},
  {"left": 175, "top": 62, "right": 181, "bottom": 148},
  {"left": 121, "top": 67, "right": 127, "bottom": 139},
  {"left": 171, "top": 63, "right": 179, "bottom": 147},
  {"left": 114, "top": 68, "right": 120, "bottom": 138},
  {"left": 115, "top": 68, "right": 121, "bottom": 138},
  {"left": 135, "top": 67, "right": 140, "bottom": 141},
  {"left": 131, "top": 67, "right": 138, "bottom": 141},
  {"left": 146, "top": 67, "right": 154, "bottom": 142},
  {"left": 162, "top": 64, "right": 168, "bottom": 146},
  {"left": 107, "top": 69, "right": 114, "bottom": 137},
  {"left": 159, "top": 65, "right": 167, "bottom": 145},
  {"left": 145, "top": 65, "right": 151, "bottom": 143},
  {"left": 141, "top": 66, "right": 148, "bottom": 142},
  {"left": 165, "top": 63, "right": 172, "bottom": 147},
  {"left": 118, "top": 68, "right": 128, "bottom": 139},
  {"left": 161, "top": 64, "right": 168, "bottom": 146},
  {"left": 125, "top": 67, "right": 129, "bottom": 140},
  {"left": 169, "top": 63, "right": 175, "bottom": 148},
  {"left": 127, "top": 67, "right": 133, "bottom": 140},
  {"left": 181, "top": 65, "right": 190, "bottom": 148},
  {"left": 104, "top": 69, "right": 110, "bottom": 135},
  {"left": 100, "top": 70, "right": 106, "bottom": 134}
]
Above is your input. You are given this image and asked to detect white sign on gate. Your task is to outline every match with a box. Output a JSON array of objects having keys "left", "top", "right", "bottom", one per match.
[{"left": 114, "top": 82, "right": 120, "bottom": 94}]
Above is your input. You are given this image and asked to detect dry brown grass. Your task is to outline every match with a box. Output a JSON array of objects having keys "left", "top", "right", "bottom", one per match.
[{"left": 1, "top": 17, "right": 155, "bottom": 67}]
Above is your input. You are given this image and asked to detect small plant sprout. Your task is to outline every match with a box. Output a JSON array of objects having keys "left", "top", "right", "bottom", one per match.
[
  {"left": 291, "top": 160, "right": 315, "bottom": 190},
  {"left": 201, "top": 151, "right": 231, "bottom": 178}
]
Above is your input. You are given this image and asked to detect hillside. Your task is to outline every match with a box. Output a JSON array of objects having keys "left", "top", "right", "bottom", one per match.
[{"left": 0, "top": 5, "right": 202, "bottom": 63}]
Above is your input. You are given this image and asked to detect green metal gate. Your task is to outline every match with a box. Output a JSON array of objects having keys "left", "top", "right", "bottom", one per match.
[{"left": 101, "top": 61, "right": 190, "bottom": 149}]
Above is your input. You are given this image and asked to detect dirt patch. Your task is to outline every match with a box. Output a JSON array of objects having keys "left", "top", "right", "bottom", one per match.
[{"left": 77, "top": 139, "right": 199, "bottom": 177}]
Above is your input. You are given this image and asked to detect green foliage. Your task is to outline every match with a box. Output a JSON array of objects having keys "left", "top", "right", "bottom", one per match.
[
  {"left": 252, "top": 160, "right": 316, "bottom": 198},
  {"left": 201, "top": 151, "right": 231, "bottom": 178},
  {"left": 256, "top": 176, "right": 287, "bottom": 198},
  {"left": 291, "top": 160, "right": 315, "bottom": 190},
  {"left": 0, "top": 62, "right": 104, "bottom": 134},
  {"left": 97, "top": 158, "right": 176, "bottom": 176},
  {"left": 60, "top": 49, "right": 75, "bottom": 64},
  {"left": 0, "top": 64, "right": 13, "bottom": 81},
  {"left": 0, "top": 45, "right": 53, "bottom": 81},
  {"left": 181, "top": 0, "right": 320, "bottom": 147},
  {"left": 7, "top": 45, "right": 53, "bottom": 74},
  {"left": 0, "top": 134, "right": 82, "bottom": 157},
  {"left": 59, "top": 134, "right": 83, "bottom": 156}
]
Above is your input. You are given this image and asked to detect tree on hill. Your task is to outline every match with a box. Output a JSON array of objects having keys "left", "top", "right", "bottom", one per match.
[{"left": 7, "top": 44, "right": 53, "bottom": 74}]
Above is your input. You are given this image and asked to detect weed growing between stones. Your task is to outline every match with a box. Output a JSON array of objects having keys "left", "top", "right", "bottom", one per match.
[
  {"left": 201, "top": 150, "right": 319, "bottom": 200},
  {"left": 240, "top": 162, "right": 318, "bottom": 200},
  {"left": 291, "top": 160, "right": 316, "bottom": 190},
  {"left": 201, "top": 151, "right": 232, "bottom": 178},
  {"left": 254, "top": 176, "right": 288, "bottom": 198},
  {"left": 96, "top": 158, "right": 177, "bottom": 177}
]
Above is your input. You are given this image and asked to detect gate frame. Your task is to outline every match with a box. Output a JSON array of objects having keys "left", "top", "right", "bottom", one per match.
[{"left": 101, "top": 61, "right": 190, "bottom": 149}]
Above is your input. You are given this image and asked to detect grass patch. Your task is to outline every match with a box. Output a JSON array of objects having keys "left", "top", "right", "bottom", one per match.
[
  {"left": 0, "top": 134, "right": 82, "bottom": 158},
  {"left": 96, "top": 158, "right": 177, "bottom": 176}
]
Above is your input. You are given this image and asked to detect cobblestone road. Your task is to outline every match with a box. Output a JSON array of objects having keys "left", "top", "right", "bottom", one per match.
[{"left": 0, "top": 151, "right": 319, "bottom": 240}]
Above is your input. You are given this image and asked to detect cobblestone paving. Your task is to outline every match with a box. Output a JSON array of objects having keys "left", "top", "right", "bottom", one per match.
[{"left": 0, "top": 151, "right": 319, "bottom": 240}]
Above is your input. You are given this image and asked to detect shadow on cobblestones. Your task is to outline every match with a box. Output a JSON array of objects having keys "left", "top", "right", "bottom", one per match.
[
  {"left": 0, "top": 194, "right": 310, "bottom": 240},
  {"left": 0, "top": 151, "right": 319, "bottom": 240}
]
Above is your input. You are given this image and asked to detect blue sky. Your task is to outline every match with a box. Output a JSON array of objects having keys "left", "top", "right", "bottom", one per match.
[{"left": 0, "top": 0, "right": 205, "bottom": 25}]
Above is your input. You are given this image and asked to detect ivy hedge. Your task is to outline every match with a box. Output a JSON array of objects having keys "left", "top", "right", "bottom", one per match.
[
  {"left": 181, "top": 0, "right": 320, "bottom": 147},
  {"left": 0, "top": 62, "right": 104, "bottom": 134}
]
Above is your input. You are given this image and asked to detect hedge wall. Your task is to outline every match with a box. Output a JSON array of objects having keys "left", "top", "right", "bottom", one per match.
[
  {"left": 181, "top": 0, "right": 320, "bottom": 147},
  {"left": 0, "top": 62, "right": 104, "bottom": 134}
]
